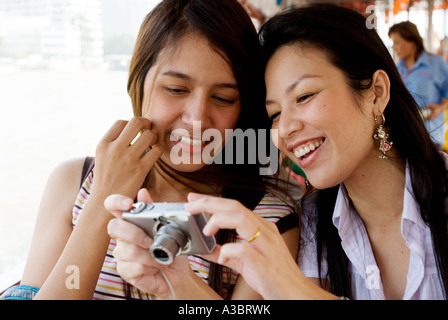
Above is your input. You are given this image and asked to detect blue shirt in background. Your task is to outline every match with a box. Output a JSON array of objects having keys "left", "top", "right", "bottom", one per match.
[{"left": 396, "top": 51, "right": 448, "bottom": 146}]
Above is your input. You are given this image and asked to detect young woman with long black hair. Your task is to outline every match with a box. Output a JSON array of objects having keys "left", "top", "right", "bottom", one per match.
[{"left": 180, "top": 4, "right": 448, "bottom": 299}]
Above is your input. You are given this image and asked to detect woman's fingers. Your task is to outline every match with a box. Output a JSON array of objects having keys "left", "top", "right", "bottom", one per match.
[
  {"left": 115, "top": 117, "right": 151, "bottom": 148},
  {"left": 104, "top": 194, "right": 134, "bottom": 218},
  {"left": 205, "top": 209, "right": 261, "bottom": 242},
  {"left": 97, "top": 117, "right": 159, "bottom": 162},
  {"left": 186, "top": 192, "right": 287, "bottom": 270},
  {"left": 186, "top": 193, "right": 262, "bottom": 241},
  {"left": 115, "top": 260, "right": 174, "bottom": 296},
  {"left": 208, "top": 242, "right": 268, "bottom": 296},
  {"left": 141, "top": 144, "right": 163, "bottom": 169},
  {"left": 99, "top": 119, "right": 128, "bottom": 144},
  {"left": 218, "top": 243, "right": 261, "bottom": 272},
  {"left": 92, "top": 117, "right": 162, "bottom": 200},
  {"left": 107, "top": 218, "right": 152, "bottom": 249},
  {"left": 115, "top": 260, "right": 154, "bottom": 282},
  {"left": 113, "top": 238, "right": 153, "bottom": 266},
  {"left": 114, "top": 260, "right": 164, "bottom": 294},
  {"left": 118, "top": 118, "right": 162, "bottom": 172},
  {"left": 130, "top": 127, "right": 157, "bottom": 152},
  {"left": 104, "top": 189, "right": 154, "bottom": 220},
  {"left": 137, "top": 188, "right": 153, "bottom": 203},
  {"left": 201, "top": 243, "right": 260, "bottom": 275}
]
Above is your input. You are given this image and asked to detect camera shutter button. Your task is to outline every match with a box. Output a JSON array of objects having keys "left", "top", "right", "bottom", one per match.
[{"left": 130, "top": 202, "right": 152, "bottom": 213}]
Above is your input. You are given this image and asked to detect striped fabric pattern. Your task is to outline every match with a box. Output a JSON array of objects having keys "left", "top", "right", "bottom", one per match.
[{"left": 73, "top": 170, "right": 294, "bottom": 300}]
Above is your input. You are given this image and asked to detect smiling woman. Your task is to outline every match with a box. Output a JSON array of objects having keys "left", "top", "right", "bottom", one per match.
[
  {"left": 265, "top": 44, "right": 380, "bottom": 188},
  {"left": 2, "top": 0, "right": 299, "bottom": 301},
  {"left": 140, "top": 33, "right": 241, "bottom": 172},
  {"left": 260, "top": 4, "right": 448, "bottom": 300}
]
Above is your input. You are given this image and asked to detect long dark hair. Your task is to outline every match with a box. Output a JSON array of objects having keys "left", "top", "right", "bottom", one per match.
[
  {"left": 126, "top": 0, "right": 296, "bottom": 299},
  {"left": 388, "top": 21, "right": 425, "bottom": 61},
  {"left": 259, "top": 4, "right": 448, "bottom": 298}
]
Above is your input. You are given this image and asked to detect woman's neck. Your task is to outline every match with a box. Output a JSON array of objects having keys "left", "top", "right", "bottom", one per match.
[
  {"left": 404, "top": 55, "right": 416, "bottom": 70},
  {"left": 343, "top": 155, "right": 406, "bottom": 231},
  {"left": 144, "top": 162, "right": 221, "bottom": 203}
]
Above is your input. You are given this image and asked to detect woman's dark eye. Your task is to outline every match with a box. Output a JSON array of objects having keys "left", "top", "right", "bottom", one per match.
[
  {"left": 269, "top": 112, "right": 280, "bottom": 121},
  {"left": 165, "top": 87, "right": 187, "bottom": 94},
  {"left": 297, "top": 93, "right": 314, "bottom": 104},
  {"left": 213, "top": 95, "right": 235, "bottom": 105}
]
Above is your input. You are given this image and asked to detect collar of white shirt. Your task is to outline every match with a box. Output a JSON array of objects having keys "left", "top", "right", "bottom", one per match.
[{"left": 331, "top": 161, "right": 437, "bottom": 299}]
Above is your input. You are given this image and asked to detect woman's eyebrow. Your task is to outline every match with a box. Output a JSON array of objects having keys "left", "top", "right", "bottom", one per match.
[
  {"left": 285, "top": 74, "right": 321, "bottom": 95},
  {"left": 215, "top": 83, "right": 238, "bottom": 90},
  {"left": 265, "top": 74, "right": 321, "bottom": 106},
  {"left": 161, "top": 70, "right": 191, "bottom": 80},
  {"left": 161, "top": 70, "right": 238, "bottom": 90}
]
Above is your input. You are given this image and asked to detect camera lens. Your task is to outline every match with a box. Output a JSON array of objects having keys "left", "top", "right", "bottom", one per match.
[
  {"left": 150, "top": 224, "right": 188, "bottom": 265},
  {"left": 152, "top": 248, "right": 169, "bottom": 261}
]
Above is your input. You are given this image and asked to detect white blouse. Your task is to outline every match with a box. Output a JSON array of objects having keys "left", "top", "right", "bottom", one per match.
[{"left": 299, "top": 163, "right": 445, "bottom": 299}]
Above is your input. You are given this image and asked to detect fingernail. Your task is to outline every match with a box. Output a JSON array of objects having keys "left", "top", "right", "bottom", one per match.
[
  {"left": 122, "top": 197, "right": 133, "bottom": 208},
  {"left": 202, "top": 224, "right": 211, "bottom": 236}
]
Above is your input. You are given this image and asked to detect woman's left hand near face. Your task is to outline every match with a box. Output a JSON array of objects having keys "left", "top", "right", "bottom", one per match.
[
  {"left": 91, "top": 117, "right": 162, "bottom": 202},
  {"left": 105, "top": 189, "right": 191, "bottom": 299}
]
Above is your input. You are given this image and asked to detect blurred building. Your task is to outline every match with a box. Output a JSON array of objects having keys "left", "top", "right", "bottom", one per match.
[
  {"left": 0, "top": 0, "right": 161, "bottom": 70},
  {"left": 100, "top": 0, "right": 161, "bottom": 70},
  {"left": 0, "top": 0, "right": 446, "bottom": 69},
  {"left": 0, "top": 0, "right": 103, "bottom": 69}
]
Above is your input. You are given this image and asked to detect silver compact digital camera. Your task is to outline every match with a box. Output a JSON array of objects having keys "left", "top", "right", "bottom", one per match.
[{"left": 122, "top": 202, "right": 216, "bottom": 265}]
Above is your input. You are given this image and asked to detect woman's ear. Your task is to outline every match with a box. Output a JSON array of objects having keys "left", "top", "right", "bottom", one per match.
[{"left": 370, "top": 69, "right": 390, "bottom": 116}]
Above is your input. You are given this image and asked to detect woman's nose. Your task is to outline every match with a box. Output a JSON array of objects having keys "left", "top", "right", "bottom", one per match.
[
  {"left": 182, "top": 94, "right": 212, "bottom": 127},
  {"left": 277, "top": 108, "right": 304, "bottom": 139}
]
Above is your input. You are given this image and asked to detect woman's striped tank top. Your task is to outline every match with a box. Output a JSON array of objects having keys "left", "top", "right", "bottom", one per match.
[{"left": 72, "top": 168, "right": 296, "bottom": 300}]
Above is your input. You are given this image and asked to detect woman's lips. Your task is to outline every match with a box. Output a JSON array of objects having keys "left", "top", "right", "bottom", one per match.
[
  {"left": 171, "top": 132, "right": 212, "bottom": 154},
  {"left": 172, "top": 132, "right": 207, "bottom": 146},
  {"left": 293, "top": 138, "right": 324, "bottom": 159}
]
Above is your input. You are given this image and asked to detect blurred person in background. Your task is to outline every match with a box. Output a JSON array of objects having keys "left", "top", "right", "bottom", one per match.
[{"left": 389, "top": 21, "right": 448, "bottom": 149}]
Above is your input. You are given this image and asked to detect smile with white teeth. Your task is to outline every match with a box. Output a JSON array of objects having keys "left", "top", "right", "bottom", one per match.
[
  {"left": 172, "top": 133, "right": 209, "bottom": 146},
  {"left": 294, "top": 139, "right": 324, "bottom": 159}
]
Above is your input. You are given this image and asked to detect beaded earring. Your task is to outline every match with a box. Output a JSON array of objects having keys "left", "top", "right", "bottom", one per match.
[{"left": 373, "top": 114, "right": 393, "bottom": 159}]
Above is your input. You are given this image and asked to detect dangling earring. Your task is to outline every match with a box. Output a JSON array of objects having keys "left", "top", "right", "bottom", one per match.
[{"left": 373, "top": 114, "right": 393, "bottom": 159}]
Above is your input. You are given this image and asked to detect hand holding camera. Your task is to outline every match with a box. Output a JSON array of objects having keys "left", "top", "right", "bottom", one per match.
[
  {"left": 106, "top": 190, "right": 217, "bottom": 298},
  {"left": 122, "top": 202, "right": 216, "bottom": 265}
]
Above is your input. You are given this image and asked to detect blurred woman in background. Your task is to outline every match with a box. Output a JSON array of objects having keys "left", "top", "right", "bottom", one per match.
[{"left": 389, "top": 21, "right": 448, "bottom": 149}]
